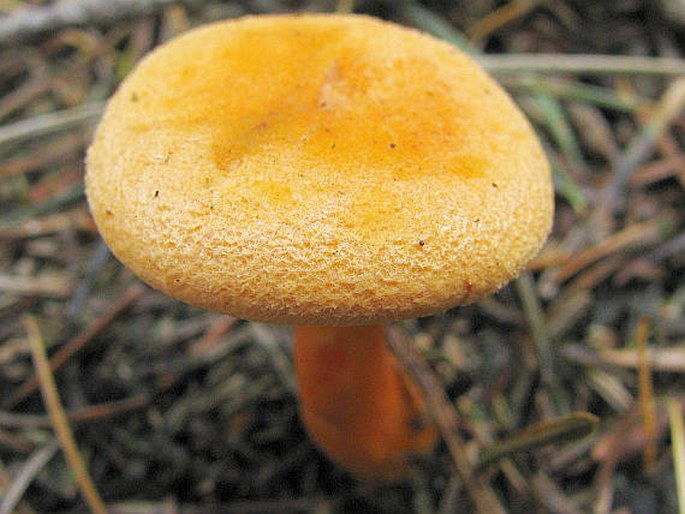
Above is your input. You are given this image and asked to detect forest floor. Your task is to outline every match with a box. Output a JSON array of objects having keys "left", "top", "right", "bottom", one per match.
[{"left": 1, "top": 0, "right": 684, "bottom": 513}]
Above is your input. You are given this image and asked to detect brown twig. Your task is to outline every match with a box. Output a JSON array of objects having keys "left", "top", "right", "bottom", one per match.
[
  {"left": 6, "top": 283, "right": 145, "bottom": 408},
  {"left": 553, "top": 221, "right": 664, "bottom": 283},
  {"left": 386, "top": 329, "right": 506, "bottom": 514},
  {"left": 0, "top": 394, "right": 151, "bottom": 429},
  {"left": 0, "top": 131, "right": 89, "bottom": 179}
]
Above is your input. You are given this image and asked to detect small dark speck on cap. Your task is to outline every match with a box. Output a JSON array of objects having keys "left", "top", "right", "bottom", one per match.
[
  {"left": 418, "top": 240, "right": 425, "bottom": 246},
  {"left": 154, "top": 190, "right": 160, "bottom": 198}
]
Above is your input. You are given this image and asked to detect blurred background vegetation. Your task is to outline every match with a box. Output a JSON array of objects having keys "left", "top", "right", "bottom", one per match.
[{"left": 0, "top": 0, "right": 684, "bottom": 512}]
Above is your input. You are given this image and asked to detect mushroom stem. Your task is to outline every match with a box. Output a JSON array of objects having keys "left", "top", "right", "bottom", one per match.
[{"left": 293, "top": 324, "right": 436, "bottom": 480}]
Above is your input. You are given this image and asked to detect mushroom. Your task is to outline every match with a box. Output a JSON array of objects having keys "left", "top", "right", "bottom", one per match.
[{"left": 86, "top": 14, "right": 554, "bottom": 480}]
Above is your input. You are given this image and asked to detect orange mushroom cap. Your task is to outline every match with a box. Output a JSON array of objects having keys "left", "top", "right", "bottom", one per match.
[{"left": 86, "top": 14, "right": 553, "bottom": 325}]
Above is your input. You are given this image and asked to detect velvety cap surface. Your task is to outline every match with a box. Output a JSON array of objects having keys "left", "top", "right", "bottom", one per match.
[{"left": 86, "top": 14, "right": 554, "bottom": 325}]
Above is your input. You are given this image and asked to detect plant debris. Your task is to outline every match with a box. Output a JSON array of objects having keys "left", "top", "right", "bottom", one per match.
[{"left": 1, "top": 1, "right": 684, "bottom": 513}]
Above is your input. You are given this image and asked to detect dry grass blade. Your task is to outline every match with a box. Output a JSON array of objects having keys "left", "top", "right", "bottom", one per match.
[
  {"left": 597, "top": 347, "right": 685, "bottom": 372},
  {"left": 22, "top": 315, "right": 108, "bottom": 514},
  {"left": 636, "top": 316, "right": 658, "bottom": 474},
  {"left": 0, "top": 101, "right": 102, "bottom": 149},
  {"left": 0, "top": 441, "right": 58, "bottom": 514},
  {"left": 0, "top": 0, "right": 188, "bottom": 45},
  {"left": 479, "top": 54, "right": 685, "bottom": 76},
  {"left": 668, "top": 398, "right": 685, "bottom": 514}
]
